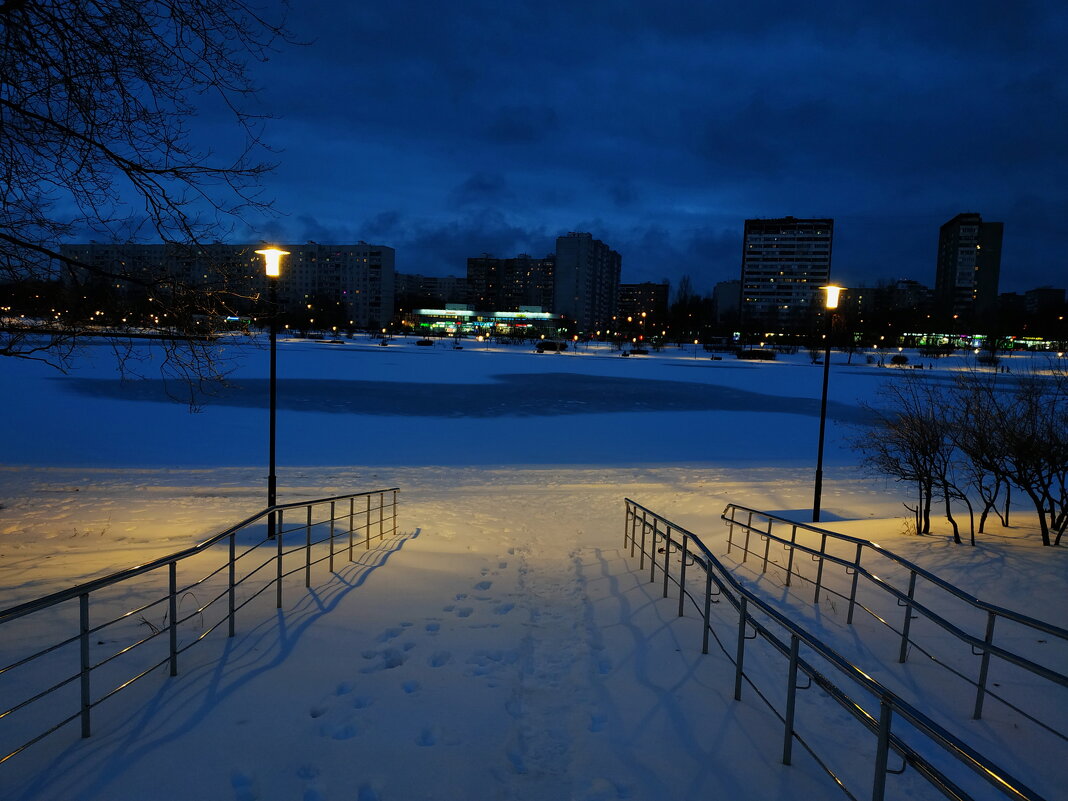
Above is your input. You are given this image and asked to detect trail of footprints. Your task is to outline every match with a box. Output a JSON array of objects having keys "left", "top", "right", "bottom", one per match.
[{"left": 231, "top": 552, "right": 615, "bottom": 800}]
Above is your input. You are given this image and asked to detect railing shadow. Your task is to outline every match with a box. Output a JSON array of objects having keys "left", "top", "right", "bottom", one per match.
[{"left": 11, "top": 528, "right": 420, "bottom": 801}]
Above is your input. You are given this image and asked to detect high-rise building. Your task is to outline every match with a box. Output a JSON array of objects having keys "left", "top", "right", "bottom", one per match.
[
  {"left": 934, "top": 213, "right": 1002, "bottom": 321},
  {"left": 395, "top": 273, "right": 469, "bottom": 310},
  {"left": 711, "top": 280, "right": 741, "bottom": 328},
  {"left": 617, "top": 282, "right": 669, "bottom": 325},
  {"left": 739, "top": 217, "right": 833, "bottom": 331},
  {"left": 553, "top": 233, "right": 621, "bottom": 331},
  {"left": 466, "top": 253, "right": 555, "bottom": 312},
  {"left": 60, "top": 242, "right": 396, "bottom": 329}
]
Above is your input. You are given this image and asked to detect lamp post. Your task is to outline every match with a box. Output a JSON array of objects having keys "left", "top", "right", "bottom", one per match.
[
  {"left": 812, "top": 284, "right": 843, "bottom": 523},
  {"left": 256, "top": 247, "right": 288, "bottom": 536}
]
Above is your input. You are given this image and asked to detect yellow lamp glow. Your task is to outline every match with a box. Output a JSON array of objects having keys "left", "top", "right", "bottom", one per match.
[
  {"left": 255, "top": 247, "right": 289, "bottom": 278},
  {"left": 822, "top": 285, "right": 844, "bottom": 310}
]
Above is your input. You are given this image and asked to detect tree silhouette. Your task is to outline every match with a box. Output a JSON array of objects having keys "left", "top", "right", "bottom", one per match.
[{"left": 1, "top": 0, "right": 291, "bottom": 382}]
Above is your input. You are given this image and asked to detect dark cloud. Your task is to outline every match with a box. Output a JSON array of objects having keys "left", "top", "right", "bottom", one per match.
[
  {"left": 485, "top": 106, "right": 559, "bottom": 145},
  {"left": 221, "top": 1, "right": 1068, "bottom": 293},
  {"left": 450, "top": 172, "right": 514, "bottom": 207}
]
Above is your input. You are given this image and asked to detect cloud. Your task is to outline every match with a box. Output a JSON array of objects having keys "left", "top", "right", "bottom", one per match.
[{"left": 450, "top": 172, "right": 514, "bottom": 207}]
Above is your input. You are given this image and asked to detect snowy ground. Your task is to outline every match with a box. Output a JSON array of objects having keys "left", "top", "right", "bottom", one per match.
[{"left": 1, "top": 337, "right": 1065, "bottom": 800}]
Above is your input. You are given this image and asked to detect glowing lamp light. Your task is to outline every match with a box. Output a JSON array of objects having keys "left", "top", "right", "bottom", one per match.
[
  {"left": 255, "top": 247, "right": 289, "bottom": 278},
  {"left": 822, "top": 285, "right": 844, "bottom": 310}
]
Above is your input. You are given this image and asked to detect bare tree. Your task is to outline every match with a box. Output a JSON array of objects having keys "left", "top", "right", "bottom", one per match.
[
  {"left": 1, "top": 0, "right": 290, "bottom": 382},
  {"left": 855, "top": 375, "right": 948, "bottom": 535}
]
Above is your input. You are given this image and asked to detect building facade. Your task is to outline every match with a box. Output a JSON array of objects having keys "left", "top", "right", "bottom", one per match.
[
  {"left": 934, "top": 213, "right": 1003, "bottom": 321},
  {"left": 395, "top": 273, "right": 469, "bottom": 311},
  {"left": 60, "top": 242, "right": 396, "bottom": 329},
  {"left": 466, "top": 253, "right": 555, "bottom": 312},
  {"left": 711, "top": 280, "right": 741, "bottom": 328},
  {"left": 617, "top": 282, "right": 669, "bottom": 325},
  {"left": 739, "top": 217, "right": 833, "bottom": 332},
  {"left": 553, "top": 233, "right": 621, "bottom": 331}
]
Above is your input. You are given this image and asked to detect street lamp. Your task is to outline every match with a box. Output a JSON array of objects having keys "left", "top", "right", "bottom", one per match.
[
  {"left": 256, "top": 247, "right": 288, "bottom": 536},
  {"left": 812, "top": 284, "right": 843, "bottom": 523}
]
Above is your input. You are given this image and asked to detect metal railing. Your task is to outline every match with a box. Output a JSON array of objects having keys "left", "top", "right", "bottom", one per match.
[
  {"left": 0, "top": 488, "right": 399, "bottom": 765},
  {"left": 720, "top": 504, "right": 1068, "bottom": 735},
  {"left": 624, "top": 498, "right": 1047, "bottom": 801}
]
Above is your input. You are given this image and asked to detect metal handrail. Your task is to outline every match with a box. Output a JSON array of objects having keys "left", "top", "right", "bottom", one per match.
[
  {"left": 720, "top": 504, "right": 1068, "bottom": 724},
  {"left": 722, "top": 503, "right": 1068, "bottom": 638},
  {"left": 625, "top": 498, "right": 1046, "bottom": 801},
  {"left": 0, "top": 487, "right": 399, "bottom": 766}
]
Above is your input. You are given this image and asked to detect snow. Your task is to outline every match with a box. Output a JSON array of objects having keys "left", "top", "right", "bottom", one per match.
[{"left": 1, "top": 337, "right": 1065, "bottom": 800}]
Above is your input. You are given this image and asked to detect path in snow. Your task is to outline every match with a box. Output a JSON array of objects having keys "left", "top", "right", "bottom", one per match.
[{"left": 5, "top": 469, "right": 854, "bottom": 801}]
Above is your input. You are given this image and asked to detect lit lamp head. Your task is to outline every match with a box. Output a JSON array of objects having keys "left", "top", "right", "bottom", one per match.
[
  {"left": 255, "top": 247, "right": 289, "bottom": 279},
  {"left": 822, "top": 285, "right": 844, "bottom": 310}
]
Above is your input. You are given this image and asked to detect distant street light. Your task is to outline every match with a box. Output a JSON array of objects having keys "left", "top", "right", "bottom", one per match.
[
  {"left": 256, "top": 247, "right": 289, "bottom": 536},
  {"left": 813, "top": 285, "right": 844, "bottom": 523}
]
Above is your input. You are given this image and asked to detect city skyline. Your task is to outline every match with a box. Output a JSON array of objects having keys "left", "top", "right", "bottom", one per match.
[{"left": 169, "top": 1, "right": 1068, "bottom": 295}]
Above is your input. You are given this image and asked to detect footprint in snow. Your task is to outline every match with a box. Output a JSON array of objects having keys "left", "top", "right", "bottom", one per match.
[
  {"left": 426, "top": 622, "right": 441, "bottom": 633},
  {"left": 417, "top": 727, "right": 437, "bottom": 746},
  {"left": 474, "top": 580, "right": 492, "bottom": 591},
  {"left": 428, "top": 650, "right": 452, "bottom": 667},
  {"left": 323, "top": 721, "right": 359, "bottom": 740},
  {"left": 402, "top": 680, "right": 421, "bottom": 694},
  {"left": 230, "top": 771, "right": 258, "bottom": 801},
  {"left": 376, "top": 627, "right": 403, "bottom": 643},
  {"left": 456, "top": 607, "right": 474, "bottom": 618},
  {"left": 494, "top": 602, "right": 514, "bottom": 615}
]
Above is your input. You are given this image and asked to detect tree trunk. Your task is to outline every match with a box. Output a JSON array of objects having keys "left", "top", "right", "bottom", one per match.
[{"left": 943, "top": 484, "right": 961, "bottom": 544}]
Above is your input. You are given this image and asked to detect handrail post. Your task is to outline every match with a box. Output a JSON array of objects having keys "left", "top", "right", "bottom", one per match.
[
  {"left": 678, "top": 534, "right": 688, "bottom": 617},
  {"left": 662, "top": 525, "right": 671, "bottom": 598},
  {"left": 79, "top": 593, "right": 91, "bottom": 738},
  {"left": 734, "top": 596, "right": 748, "bottom": 700},
  {"left": 276, "top": 509, "right": 284, "bottom": 608},
  {"left": 898, "top": 570, "right": 917, "bottom": 663},
  {"left": 783, "top": 634, "right": 800, "bottom": 765},
  {"left": 228, "top": 531, "right": 236, "bottom": 637},
  {"left": 813, "top": 532, "right": 827, "bottom": 604},
  {"left": 392, "top": 489, "right": 398, "bottom": 536},
  {"left": 305, "top": 505, "right": 312, "bottom": 588},
  {"left": 639, "top": 511, "right": 647, "bottom": 570},
  {"left": 785, "top": 524, "right": 797, "bottom": 587},
  {"left": 742, "top": 510, "right": 753, "bottom": 563},
  {"left": 702, "top": 571, "right": 713, "bottom": 654},
  {"left": 761, "top": 519, "right": 773, "bottom": 573},
  {"left": 379, "top": 492, "right": 384, "bottom": 540},
  {"left": 329, "top": 501, "right": 336, "bottom": 574},
  {"left": 365, "top": 494, "right": 371, "bottom": 550},
  {"left": 726, "top": 505, "right": 736, "bottom": 555},
  {"left": 624, "top": 503, "right": 631, "bottom": 550},
  {"left": 650, "top": 518, "right": 659, "bottom": 583},
  {"left": 847, "top": 542, "right": 863, "bottom": 624},
  {"left": 623, "top": 508, "right": 632, "bottom": 559},
  {"left": 872, "top": 699, "right": 893, "bottom": 801},
  {"left": 348, "top": 497, "right": 355, "bottom": 562},
  {"left": 974, "top": 611, "right": 997, "bottom": 719},
  {"left": 168, "top": 562, "right": 178, "bottom": 676}
]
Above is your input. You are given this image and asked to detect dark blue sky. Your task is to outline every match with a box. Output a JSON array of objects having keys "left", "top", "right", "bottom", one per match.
[{"left": 227, "top": 1, "right": 1067, "bottom": 294}]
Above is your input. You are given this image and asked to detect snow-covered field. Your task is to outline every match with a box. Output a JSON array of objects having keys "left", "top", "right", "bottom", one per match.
[{"left": 1, "top": 337, "right": 1065, "bottom": 800}]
